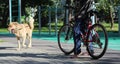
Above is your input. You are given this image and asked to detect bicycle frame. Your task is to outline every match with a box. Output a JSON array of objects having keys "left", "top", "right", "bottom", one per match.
[
  {"left": 79, "top": 0, "right": 98, "bottom": 45},
  {"left": 82, "top": 30, "right": 99, "bottom": 43},
  {"left": 80, "top": 22, "right": 98, "bottom": 45},
  {"left": 58, "top": 0, "right": 108, "bottom": 59}
]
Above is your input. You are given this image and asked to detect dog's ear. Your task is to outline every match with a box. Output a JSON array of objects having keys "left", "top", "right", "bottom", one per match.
[{"left": 12, "top": 22, "right": 19, "bottom": 26}]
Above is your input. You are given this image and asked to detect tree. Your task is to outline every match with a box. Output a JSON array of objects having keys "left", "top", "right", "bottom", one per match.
[
  {"left": 0, "top": 0, "right": 55, "bottom": 28},
  {"left": 0, "top": 0, "right": 9, "bottom": 28},
  {"left": 21, "top": 0, "right": 54, "bottom": 15},
  {"left": 96, "top": 0, "right": 120, "bottom": 29}
]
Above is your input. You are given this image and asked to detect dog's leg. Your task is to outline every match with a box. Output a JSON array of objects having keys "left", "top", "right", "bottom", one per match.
[
  {"left": 22, "top": 36, "right": 27, "bottom": 48},
  {"left": 17, "top": 37, "right": 21, "bottom": 50},
  {"left": 28, "top": 36, "right": 32, "bottom": 48}
]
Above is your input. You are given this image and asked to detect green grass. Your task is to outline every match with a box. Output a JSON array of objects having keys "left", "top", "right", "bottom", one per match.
[
  {"left": 102, "top": 23, "right": 118, "bottom": 32},
  {"left": 1, "top": 22, "right": 119, "bottom": 32},
  {"left": 0, "top": 28, "right": 8, "bottom": 33}
]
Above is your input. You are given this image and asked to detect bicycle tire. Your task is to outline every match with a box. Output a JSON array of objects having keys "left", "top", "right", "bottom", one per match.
[
  {"left": 86, "top": 24, "right": 108, "bottom": 59},
  {"left": 58, "top": 24, "right": 74, "bottom": 55}
]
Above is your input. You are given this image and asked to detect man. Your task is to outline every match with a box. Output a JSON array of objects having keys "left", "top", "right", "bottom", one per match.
[{"left": 73, "top": 0, "right": 93, "bottom": 57}]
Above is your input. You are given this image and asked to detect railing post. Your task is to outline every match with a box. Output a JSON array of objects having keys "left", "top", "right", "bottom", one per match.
[
  {"left": 18, "top": 0, "right": 21, "bottom": 23},
  {"left": 48, "top": 6, "right": 51, "bottom": 35},
  {"left": 38, "top": 6, "right": 41, "bottom": 35},
  {"left": 118, "top": 6, "right": 120, "bottom": 36},
  {"left": 55, "top": 3, "right": 58, "bottom": 36},
  {"left": 9, "top": 0, "right": 12, "bottom": 23}
]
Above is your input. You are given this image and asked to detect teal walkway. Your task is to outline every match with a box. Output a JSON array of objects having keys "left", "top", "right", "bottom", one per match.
[{"left": 33, "top": 32, "right": 120, "bottom": 51}]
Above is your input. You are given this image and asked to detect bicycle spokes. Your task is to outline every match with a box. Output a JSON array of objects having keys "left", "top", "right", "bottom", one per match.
[
  {"left": 87, "top": 24, "right": 108, "bottom": 59},
  {"left": 58, "top": 25, "right": 74, "bottom": 55}
]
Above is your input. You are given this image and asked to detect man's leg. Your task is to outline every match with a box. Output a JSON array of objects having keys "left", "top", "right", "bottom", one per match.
[
  {"left": 73, "top": 33, "right": 81, "bottom": 55},
  {"left": 88, "top": 32, "right": 94, "bottom": 54},
  {"left": 73, "top": 21, "right": 81, "bottom": 56}
]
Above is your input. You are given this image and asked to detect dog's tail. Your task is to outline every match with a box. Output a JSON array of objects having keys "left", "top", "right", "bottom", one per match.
[{"left": 26, "top": 16, "right": 34, "bottom": 30}]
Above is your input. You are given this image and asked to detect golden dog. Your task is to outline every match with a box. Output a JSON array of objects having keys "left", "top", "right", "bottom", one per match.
[{"left": 8, "top": 16, "right": 34, "bottom": 50}]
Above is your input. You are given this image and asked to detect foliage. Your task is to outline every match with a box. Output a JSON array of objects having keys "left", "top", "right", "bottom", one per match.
[
  {"left": 0, "top": 0, "right": 56, "bottom": 28},
  {"left": 0, "top": 0, "right": 9, "bottom": 27},
  {"left": 0, "top": 0, "right": 120, "bottom": 28},
  {"left": 96, "top": 0, "right": 120, "bottom": 17},
  {"left": 22, "top": 0, "right": 54, "bottom": 7}
]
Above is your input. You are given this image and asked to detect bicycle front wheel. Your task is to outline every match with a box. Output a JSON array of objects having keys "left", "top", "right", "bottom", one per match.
[
  {"left": 58, "top": 24, "right": 74, "bottom": 55},
  {"left": 86, "top": 24, "right": 108, "bottom": 59}
]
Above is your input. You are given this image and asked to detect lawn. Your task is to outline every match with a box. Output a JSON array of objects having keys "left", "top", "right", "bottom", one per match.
[
  {"left": 102, "top": 23, "right": 118, "bottom": 32},
  {"left": 0, "top": 23, "right": 119, "bottom": 32}
]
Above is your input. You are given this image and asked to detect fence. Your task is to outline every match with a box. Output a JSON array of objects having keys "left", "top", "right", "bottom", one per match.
[{"left": 37, "top": 5, "right": 65, "bottom": 36}]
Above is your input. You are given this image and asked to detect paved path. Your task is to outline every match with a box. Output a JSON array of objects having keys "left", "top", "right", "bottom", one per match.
[{"left": 0, "top": 35, "right": 120, "bottom": 64}]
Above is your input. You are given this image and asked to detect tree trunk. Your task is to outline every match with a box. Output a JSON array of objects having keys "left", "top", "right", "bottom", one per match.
[{"left": 110, "top": 6, "right": 114, "bottom": 29}]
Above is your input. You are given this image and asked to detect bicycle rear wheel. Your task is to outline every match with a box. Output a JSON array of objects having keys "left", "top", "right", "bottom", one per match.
[
  {"left": 86, "top": 24, "right": 108, "bottom": 59},
  {"left": 58, "top": 24, "right": 74, "bottom": 55}
]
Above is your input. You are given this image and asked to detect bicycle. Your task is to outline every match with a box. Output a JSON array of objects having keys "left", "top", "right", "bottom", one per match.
[{"left": 57, "top": 0, "right": 108, "bottom": 59}]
